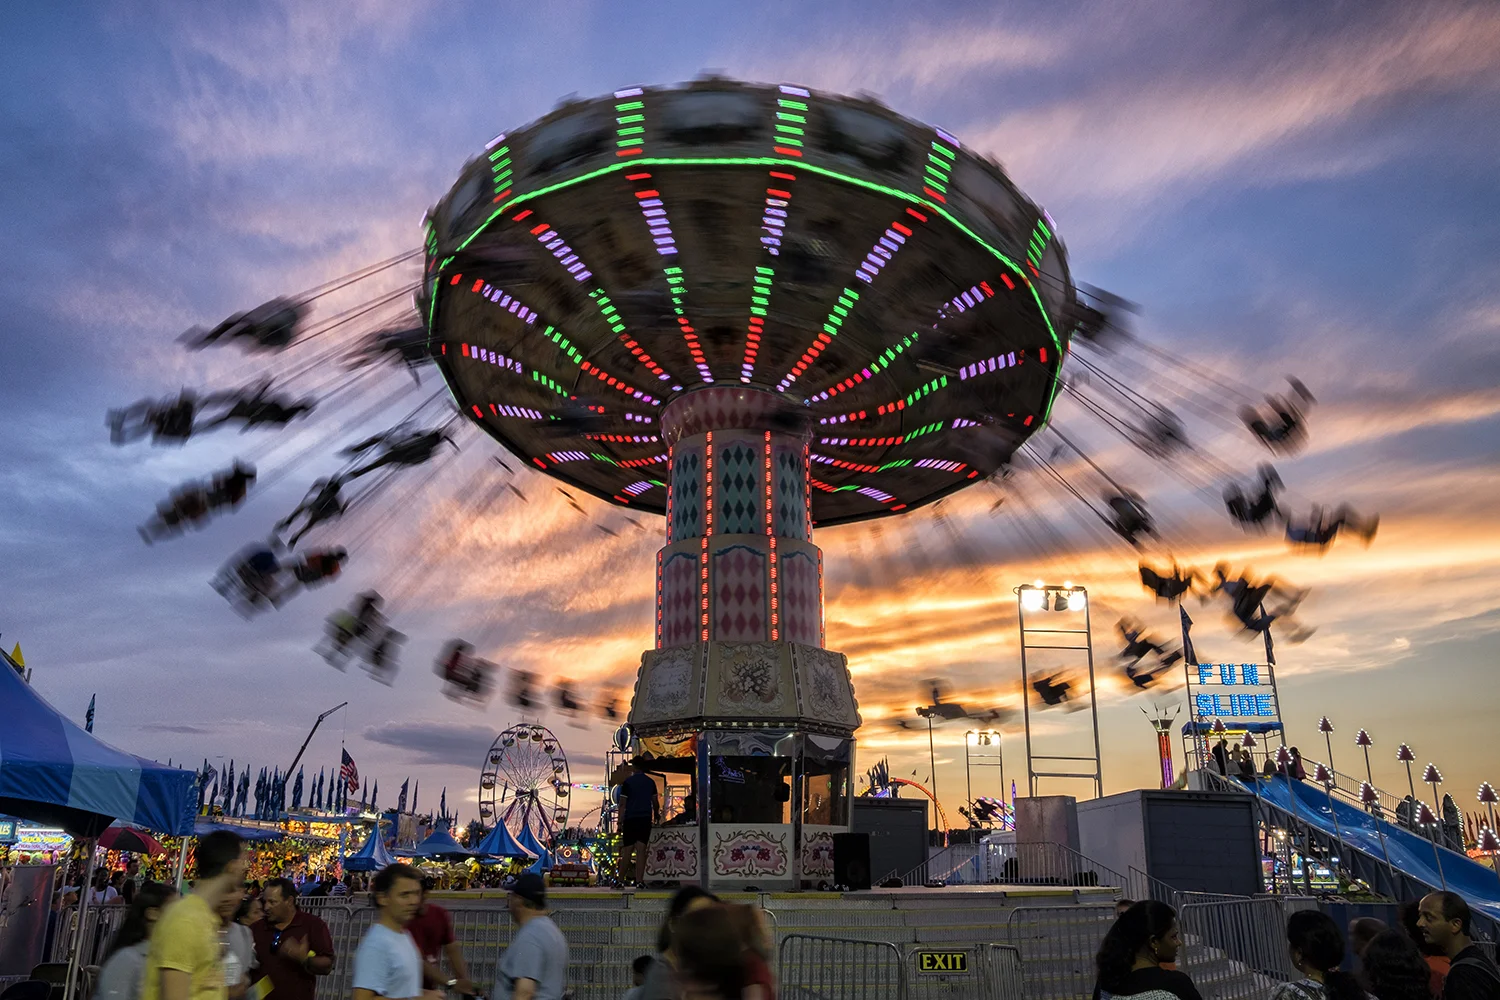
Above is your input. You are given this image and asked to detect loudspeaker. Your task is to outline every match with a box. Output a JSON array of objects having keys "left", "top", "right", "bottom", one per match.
[{"left": 833, "top": 832, "right": 871, "bottom": 890}]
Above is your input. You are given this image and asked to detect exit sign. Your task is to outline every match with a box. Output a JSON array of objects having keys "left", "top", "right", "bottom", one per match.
[{"left": 916, "top": 951, "right": 968, "bottom": 974}]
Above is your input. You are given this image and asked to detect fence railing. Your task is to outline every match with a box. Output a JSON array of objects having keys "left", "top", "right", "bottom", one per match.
[
  {"left": 1003, "top": 903, "right": 1117, "bottom": 1000},
  {"left": 983, "top": 841, "right": 1127, "bottom": 889},
  {"left": 779, "top": 933, "right": 906, "bottom": 999},
  {"left": 44, "top": 903, "right": 130, "bottom": 968},
  {"left": 1177, "top": 896, "right": 1318, "bottom": 1000}
]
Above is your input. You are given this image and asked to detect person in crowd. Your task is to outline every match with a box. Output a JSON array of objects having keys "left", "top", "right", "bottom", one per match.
[
  {"left": 1091, "top": 900, "right": 1201, "bottom": 999},
  {"left": 673, "top": 904, "right": 747, "bottom": 1000},
  {"left": 329, "top": 875, "right": 350, "bottom": 898},
  {"left": 1348, "top": 917, "right": 1388, "bottom": 960},
  {"left": 1270, "top": 909, "right": 1365, "bottom": 1000},
  {"left": 638, "top": 887, "right": 721, "bottom": 1000},
  {"left": 235, "top": 895, "right": 262, "bottom": 929},
  {"left": 217, "top": 893, "right": 253, "bottom": 1000},
  {"left": 407, "top": 878, "right": 474, "bottom": 996},
  {"left": 251, "top": 877, "right": 335, "bottom": 1000},
  {"left": 123, "top": 861, "right": 142, "bottom": 905},
  {"left": 1400, "top": 899, "right": 1450, "bottom": 995},
  {"left": 91, "top": 868, "right": 121, "bottom": 905},
  {"left": 1235, "top": 747, "right": 1258, "bottom": 781},
  {"left": 1417, "top": 892, "right": 1500, "bottom": 999},
  {"left": 618, "top": 761, "right": 662, "bottom": 887},
  {"left": 141, "top": 830, "right": 248, "bottom": 1000},
  {"left": 96, "top": 882, "right": 177, "bottom": 1000},
  {"left": 1212, "top": 739, "right": 1230, "bottom": 777},
  {"left": 624, "top": 955, "right": 653, "bottom": 1000},
  {"left": 352, "top": 864, "right": 428, "bottom": 1000},
  {"left": 726, "top": 903, "right": 776, "bottom": 1000},
  {"left": 1361, "top": 930, "right": 1440, "bottom": 1000},
  {"left": 494, "top": 872, "right": 567, "bottom": 1000}
]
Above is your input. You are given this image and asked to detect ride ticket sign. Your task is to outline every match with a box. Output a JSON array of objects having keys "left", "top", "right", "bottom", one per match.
[{"left": 1189, "top": 662, "right": 1279, "bottom": 721}]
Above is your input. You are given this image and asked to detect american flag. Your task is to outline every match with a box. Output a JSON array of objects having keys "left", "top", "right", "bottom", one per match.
[{"left": 340, "top": 748, "right": 359, "bottom": 794}]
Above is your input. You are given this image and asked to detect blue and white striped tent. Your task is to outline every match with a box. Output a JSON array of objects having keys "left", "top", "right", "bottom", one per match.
[
  {"left": 344, "top": 822, "right": 396, "bottom": 871},
  {"left": 0, "top": 659, "right": 196, "bottom": 836},
  {"left": 472, "top": 820, "right": 536, "bottom": 860}
]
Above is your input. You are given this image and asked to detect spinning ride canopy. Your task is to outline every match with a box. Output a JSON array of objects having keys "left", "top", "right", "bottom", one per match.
[{"left": 426, "top": 79, "right": 1074, "bottom": 526}]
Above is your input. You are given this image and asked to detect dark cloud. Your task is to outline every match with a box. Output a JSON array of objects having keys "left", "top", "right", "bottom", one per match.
[{"left": 361, "top": 722, "right": 497, "bottom": 769}]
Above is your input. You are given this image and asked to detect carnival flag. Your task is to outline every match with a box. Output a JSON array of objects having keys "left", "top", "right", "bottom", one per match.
[
  {"left": 370, "top": 779, "right": 379, "bottom": 813},
  {"left": 292, "top": 767, "right": 304, "bottom": 810},
  {"left": 341, "top": 748, "right": 360, "bottom": 794},
  {"left": 412, "top": 780, "right": 419, "bottom": 814},
  {"left": 397, "top": 778, "right": 409, "bottom": 814},
  {"left": 1179, "top": 605, "right": 1198, "bottom": 666},
  {"left": 85, "top": 694, "right": 96, "bottom": 733},
  {"left": 439, "top": 787, "right": 447, "bottom": 821}
]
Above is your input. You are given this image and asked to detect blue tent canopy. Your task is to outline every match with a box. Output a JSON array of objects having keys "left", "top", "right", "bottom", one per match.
[
  {"left": 524, "top": 847, "right": 552, "bottom": 875},
  {"left": 412, "top": 827, "right": 473, "bottom": 860},
  {"left": 472, "top": 822, "right": 536, "bottom": 860},
  {"left": 344, "top": 823, "right": 395, "bottom": 871},
  {"left": 0, "top": 660, "right": 196, "bottom": 836},
  {"left": 194, "top": 819, "right": 284, "bottom": 842},
  {"left": 515, "top": 820, "right": 548, "bottom": 858}
]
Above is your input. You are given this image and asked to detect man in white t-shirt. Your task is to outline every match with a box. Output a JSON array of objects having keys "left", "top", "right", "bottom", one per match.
[{"left": 352, "top": 864, "right": 435, "bottom": 1000}]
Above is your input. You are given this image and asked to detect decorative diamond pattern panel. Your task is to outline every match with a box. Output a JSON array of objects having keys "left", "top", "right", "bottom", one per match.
[
  {"left": 780, "top": 549, "right": 822, "bottom": 646},
  {"left": 711, "top": 544, "right": 769, "bottom": 642},
  {"left": 670, "top": 446, "right": 704, "bottom": 543},
  {"left": 773, "top": 443, "right": 809, "bottom": 540},
  {"left": 660, "top": 551, "right": 700, "bottom": 648},
  {"left": 716, "top": 442, "right": 759, "bottom": 534}
]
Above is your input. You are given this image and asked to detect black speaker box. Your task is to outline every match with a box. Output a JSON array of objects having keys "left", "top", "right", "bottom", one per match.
[{"left": 833, "top": 831, "right": 871, "bottom": 890}]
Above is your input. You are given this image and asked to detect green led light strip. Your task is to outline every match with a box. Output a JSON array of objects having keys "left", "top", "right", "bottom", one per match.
[
  {"left": 489, "top": 143, "right": 513, "bottom": 198},
  {"left": 925, "top": 139, "right": 955, "bottom": 195},
  {"left": 438, "top": 154, "right": 1064, "bottom": 429}
]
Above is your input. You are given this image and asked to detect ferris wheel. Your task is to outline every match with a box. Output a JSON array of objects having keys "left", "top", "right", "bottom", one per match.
[{"left": 478, "top": 723, "right": 571, "bottom": 844}]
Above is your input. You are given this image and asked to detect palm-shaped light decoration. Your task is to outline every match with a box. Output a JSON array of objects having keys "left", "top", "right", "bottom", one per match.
[
  {"left": 1355, "top": 729, "right": 1376, "bottom": 803},
  {"left": 1397, "top": 743, "right": 1419, "bottom": 809},
  {"left": 1315, "top": 761, "right": 1348, "bottom": 865},
  {"left": 1480, "top": 782, "right": 1499, "bottom": 838},
  {"left": 1415, "top": 762, "right": 1450, "bottom": 890},
  {"left": 1478, "top": 789, "right": 1500, "bottom": 894},
  {"left": 1318, "top": 717, "right": 1337, "bottom": 786},
  {"left": 1359, "top": 777, "right": 1399, "bottom": 886}
]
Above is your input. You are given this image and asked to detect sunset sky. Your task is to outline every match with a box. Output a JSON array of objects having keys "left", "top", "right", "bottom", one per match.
[{"left": 2, "top": 1, "right": 1498, "bottom": 833}]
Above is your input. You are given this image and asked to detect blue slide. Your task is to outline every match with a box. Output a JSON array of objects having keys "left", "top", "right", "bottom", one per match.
[{"left": 1243, "top": 775, "right": 1500, "bottom": 920}]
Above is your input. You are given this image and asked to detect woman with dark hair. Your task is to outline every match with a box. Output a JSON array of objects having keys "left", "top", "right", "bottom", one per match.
[
  {"left": 1093, "top": 900, "right": 1201, "bottom": 999},
  {"left": 95, "top": 882, "right": 176, "bottom": 1000},
  {"left": 674, "top": 904, "right": 747, "bottom": 1000},
  {"left": 1360, "top": 930, "right": 1436, "bottom": 1000},
  {"left": 1271, "top": 910, "right": 1365, "bottom": 1000},
  {"left": 637, "top": 886, "right": 721, "bottom": 1000}
]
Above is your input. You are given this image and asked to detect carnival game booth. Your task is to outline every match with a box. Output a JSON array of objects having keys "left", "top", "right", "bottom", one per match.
[{"left": 0, "top": 659, "right": 196, "bottom": 998}]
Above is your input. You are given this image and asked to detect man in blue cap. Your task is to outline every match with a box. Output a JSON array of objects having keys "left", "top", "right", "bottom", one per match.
[{"left": 494, "top": 874, "right": 567, "bottom": 1000}]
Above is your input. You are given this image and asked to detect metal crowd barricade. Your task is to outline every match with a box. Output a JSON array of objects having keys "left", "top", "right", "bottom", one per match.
[
  {"left": 46, "top": 903, "right": 130, "bottom": 968},
  {"left": 980, "top": 944, "right": 1026, "bottom": 1000},
  {"left": 779, "top": 933, "right": 907, "bottom": 999},
  {"left": 303, "top": 898, "right": 639, "bottom": 1000},
  {"left": 1004, "top": 903, "right": 1117, "bottom": 999},
  {"left": 1176, "top": 896, "right": 1317, "bottom": 1000}
]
